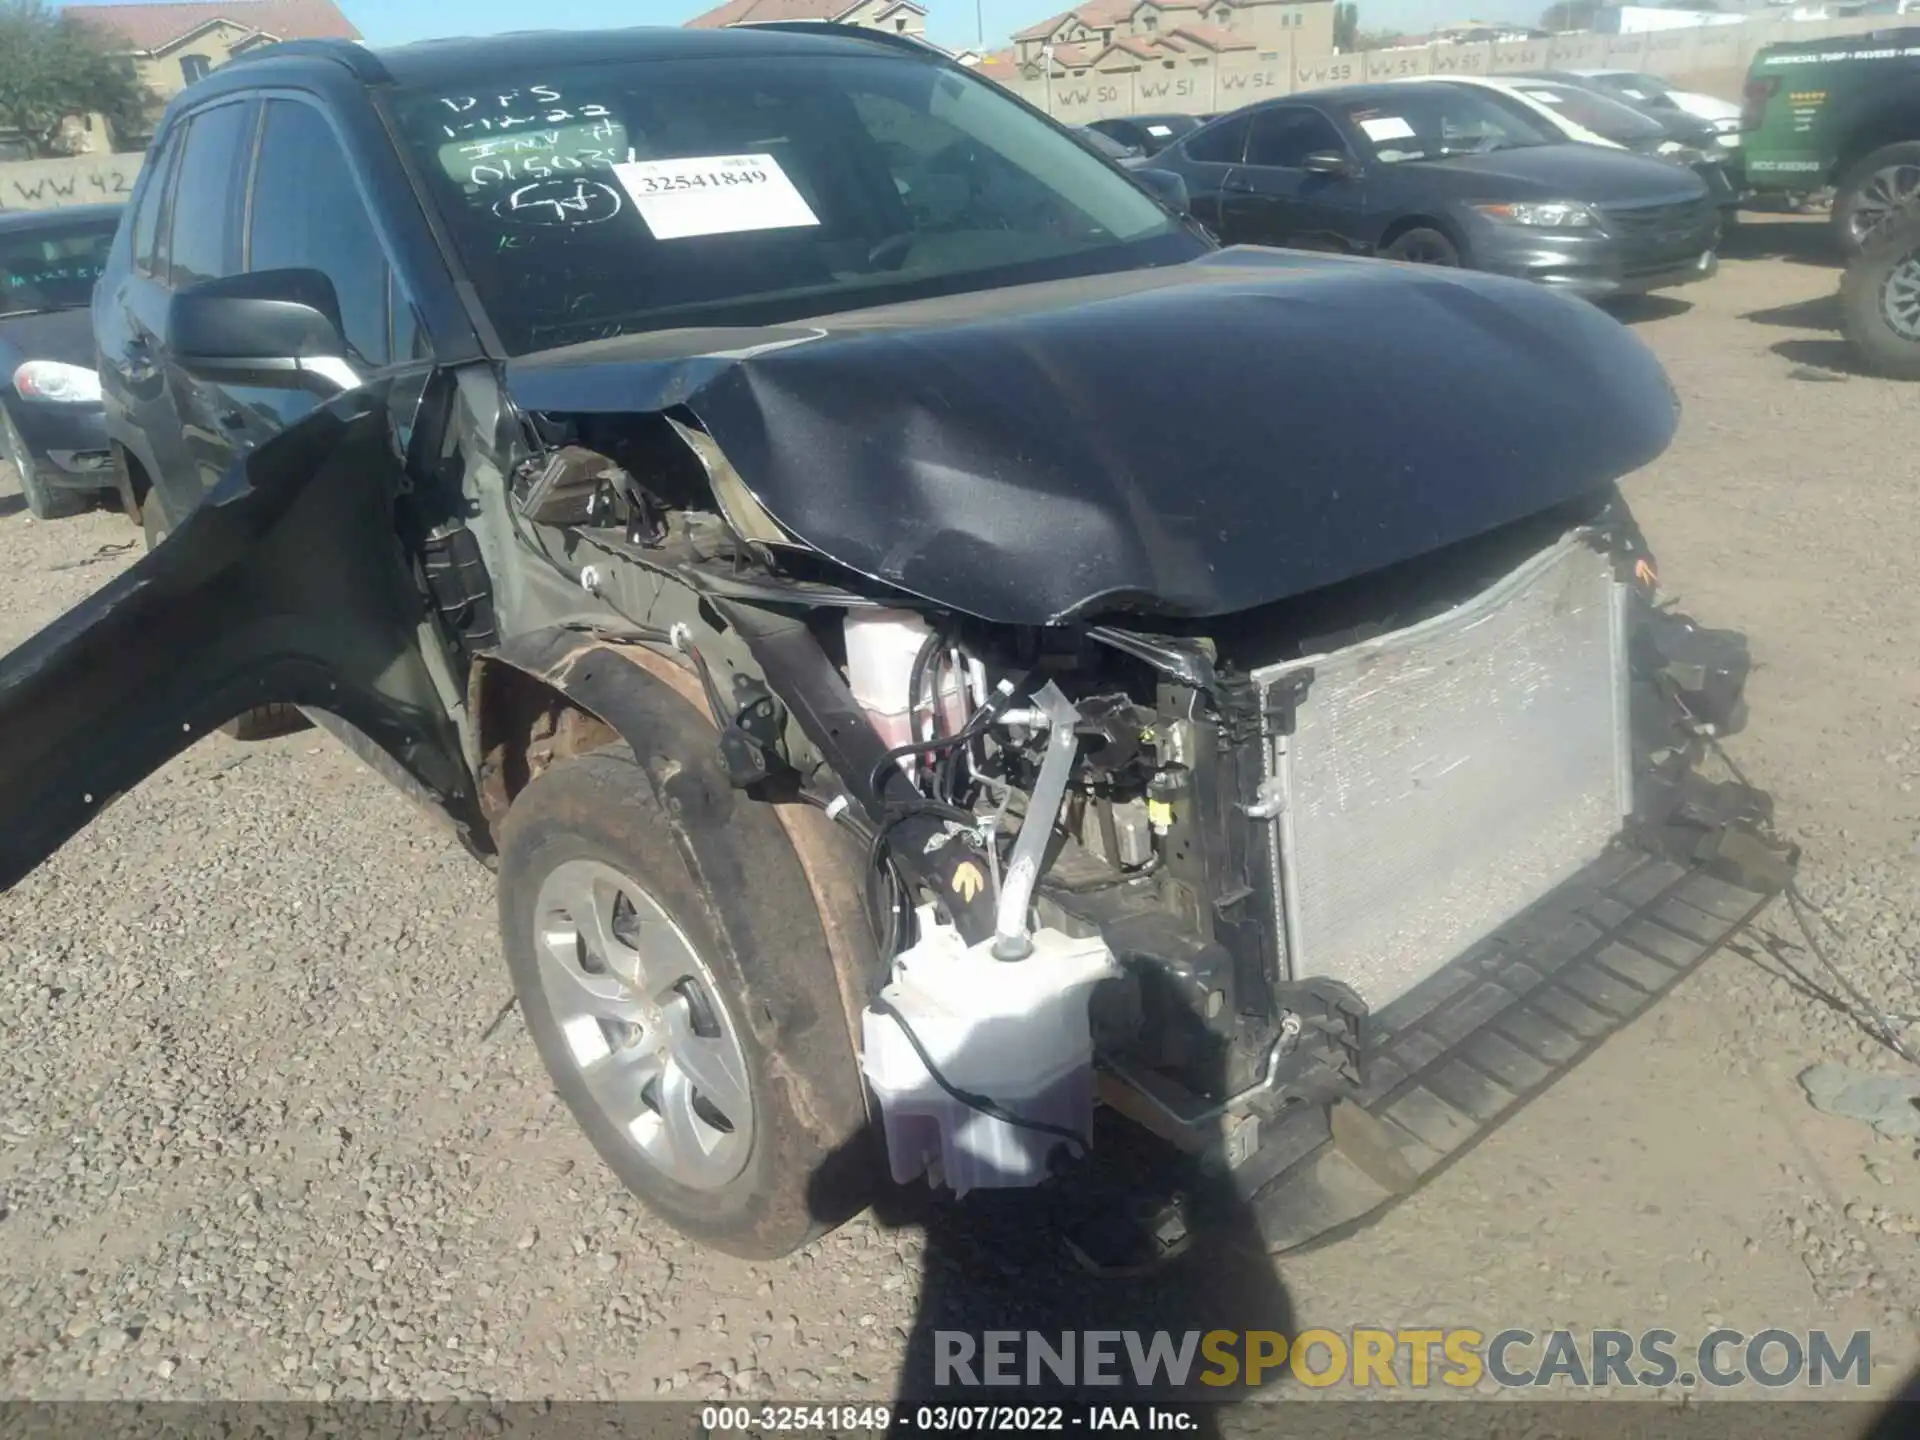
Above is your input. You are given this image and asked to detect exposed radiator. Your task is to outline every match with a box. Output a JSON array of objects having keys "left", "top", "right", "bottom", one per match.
[{"left": 1255, "top": 530, "right": 1632, "bottom": 1013}]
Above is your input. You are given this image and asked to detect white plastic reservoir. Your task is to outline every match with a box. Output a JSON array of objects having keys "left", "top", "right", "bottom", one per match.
[
  {"left": 843, "top": 609, "right": 968, "bottom": 753},
  {"left": 861, "top": 915, "right": 1116, "bottom": 1195}
]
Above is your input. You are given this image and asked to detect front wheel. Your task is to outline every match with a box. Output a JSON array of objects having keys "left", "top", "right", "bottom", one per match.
[
  {"left": 1832, "top": 142, "right": 1920, "bottom": 258},
  {"left": 4, "top": 405, "right": 86, "bottom": 521},
  {"left": 497, "top": 735, "right": 875, "bottom": 1259},
  {"left": 1382, "top": 226, "right": 1460, "bottom": 267},
  {"left": 1840, "top": 208, "right": 1920, "bottom": 380}
]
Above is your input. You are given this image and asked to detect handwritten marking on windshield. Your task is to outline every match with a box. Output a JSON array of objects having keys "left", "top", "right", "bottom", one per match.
[
  {"left": 492, "top": 178, "right": 625, "bottom": 226},
  {"left": 434, "top": 84, "right": 611, "bottom": 140}
]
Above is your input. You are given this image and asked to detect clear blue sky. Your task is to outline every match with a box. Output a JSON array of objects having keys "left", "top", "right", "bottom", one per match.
[{"left": 64, "top": 0, "right": 1549, "bottom": 54}]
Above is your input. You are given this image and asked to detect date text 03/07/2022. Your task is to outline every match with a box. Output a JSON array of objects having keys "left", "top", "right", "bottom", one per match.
[{"left": 700, "top": 1405, "right": 1201, "bottom": 1433}]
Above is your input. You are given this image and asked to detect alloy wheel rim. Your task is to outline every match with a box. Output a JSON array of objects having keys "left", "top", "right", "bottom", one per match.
[
  {"left": 1850, "top": 165, "right": 1920, "bottom": 243},
  {"left": 532, "top": 858, "right": 753, "bottom": 1191},
  {"left": 1881, "top": 246, "right": 1920, "bottom": 342},
  {"left": 1403, "top": 240, "right": 1455, "bottom": 266}
]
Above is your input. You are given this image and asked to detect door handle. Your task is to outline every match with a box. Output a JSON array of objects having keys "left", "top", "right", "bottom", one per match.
[{"left": 1222, "top": 176, "right": 1257, "bottom": 194}]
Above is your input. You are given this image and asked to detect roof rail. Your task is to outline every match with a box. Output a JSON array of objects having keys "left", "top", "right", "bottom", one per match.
[
  {"left": 747, "top": 20, "right": 956, "bottom": 62},
  {"left": 225, "top": 37, "right": 391, "bottom": 83}
]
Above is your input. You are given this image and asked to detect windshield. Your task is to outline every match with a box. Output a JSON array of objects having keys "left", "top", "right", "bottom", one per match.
[
  {"left": 1507, "top": 80, "right": 1668, "bottom": 144},
  {"left": 1338, "top": 88, "right": 1557, "bottom": 164},
  {"left": 393, "top": 54, "right": 1190, "bottom": 355},
  {"left": 0, "top": 217, "right": 117, "bottom": 317}
]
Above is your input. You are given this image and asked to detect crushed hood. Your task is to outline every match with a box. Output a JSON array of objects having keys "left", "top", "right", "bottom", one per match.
[{"left": 505, "top": 246, "right": 1678, "bottom": 626}]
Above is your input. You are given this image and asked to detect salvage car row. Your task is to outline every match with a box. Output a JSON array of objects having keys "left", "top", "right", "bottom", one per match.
[
  {"left": 0, "top": 21, "right": 1883, "bottom": 1278},
  {"left": 8, "top": 42, "right": 1918, "bottom": 523}
]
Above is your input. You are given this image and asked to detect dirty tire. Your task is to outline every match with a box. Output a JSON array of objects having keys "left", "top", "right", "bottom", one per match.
[
  {"left": 4, "top": 404, "right": 85, "bottom": 521},
  {"left": 1832, "top": 142, "right": 1920, "bottom": 259},
  {"left": 1382, "top": 226, "right": 1460, "bottom": 267},
  {"left": 498, "top": 735, "right": 875, "bottom": 1260},
  {"left": 1840, "top": 208, "right": 1920, "bottom": 380}
]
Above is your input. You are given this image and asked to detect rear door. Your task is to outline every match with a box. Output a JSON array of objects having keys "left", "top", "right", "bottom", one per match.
[
  {"left": 1171, "top": 112, "right": 1252, "bottom": 235},
  {"left": 97, "top": 120, "right": 192, "bottom": 521},
  {"left": 1221, "top": 105, "right": 1366, "bottom": 252}
]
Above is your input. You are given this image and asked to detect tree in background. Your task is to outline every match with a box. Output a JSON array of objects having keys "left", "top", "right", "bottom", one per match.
[
  {"left": 0, "top": 0, "right": 152, "bottom": 157},
  {"left": 1333, "top": 1, "right": 1359, "bottom": 51},
  {"left": 1539, "top": 0, "right": 1601, "bottom": 30}
]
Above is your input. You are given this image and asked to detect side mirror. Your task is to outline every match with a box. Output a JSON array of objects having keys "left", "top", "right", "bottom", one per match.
[
  {"left": 1301, "top": 150, "right": 1353, "bottom": 178},
  {"left": 1133, "top": 166, "right": 1191, "bottom": 215},
  {"left": 168, "top": 268, "right": 359, "bottom": 395}
]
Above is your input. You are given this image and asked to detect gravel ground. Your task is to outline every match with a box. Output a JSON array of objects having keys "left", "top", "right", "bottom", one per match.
[{"left": 1, "top": 218, "right": 1918, "bottom": 1403}]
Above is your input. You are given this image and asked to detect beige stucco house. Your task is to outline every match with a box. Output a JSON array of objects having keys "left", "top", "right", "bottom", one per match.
[{"left": 62, "top": 0, "right": 359, "bottom": 150}]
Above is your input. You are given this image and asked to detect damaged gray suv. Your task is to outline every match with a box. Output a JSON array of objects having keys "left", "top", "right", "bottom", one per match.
[{"left": 0, "top": 24, "right": 1794, "bottom": 1260}]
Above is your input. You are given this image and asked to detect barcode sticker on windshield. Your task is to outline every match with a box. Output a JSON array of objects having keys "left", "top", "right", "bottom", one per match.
[
  {"left": 1358, "top": 116, "right": 1416, "bottom": 142},
  {"left": 612, "top": 153, "right": 820, "bottom": 240}
]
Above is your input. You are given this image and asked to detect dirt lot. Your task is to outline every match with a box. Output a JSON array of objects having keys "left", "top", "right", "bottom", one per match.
[{"left": 1, "top": 217, "right": 1917, "bottom": 1404}]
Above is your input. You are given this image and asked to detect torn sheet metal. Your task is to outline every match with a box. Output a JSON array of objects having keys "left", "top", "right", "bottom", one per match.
[
  {"left": 505, "top": 245, "right": 1679, "bottom": 626},
  {"left": 0, "top": 392, "right": 479, "bottom": 891}
]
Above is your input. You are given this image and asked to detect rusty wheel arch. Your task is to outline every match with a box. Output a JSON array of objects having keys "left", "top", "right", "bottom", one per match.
[{"left": 467, "top": 633, "right": 879, "bottom": 1081}]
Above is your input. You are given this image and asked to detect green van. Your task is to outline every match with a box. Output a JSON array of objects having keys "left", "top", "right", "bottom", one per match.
[{"left": 1741, "top": 27, "right": 1920, "bottom": 254}]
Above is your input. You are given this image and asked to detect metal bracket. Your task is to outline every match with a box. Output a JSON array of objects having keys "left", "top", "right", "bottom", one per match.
[
  {"left": 1261, "top": 669, "right": 1315, "bottom": 738},
  {"left": 1273, "top": 976, "right": 1367, "bottom": 1093}
]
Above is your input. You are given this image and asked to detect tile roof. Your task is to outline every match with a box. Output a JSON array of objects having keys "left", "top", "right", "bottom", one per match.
[
  {"left": 1012, "top": 0, "right": 1142, "bottom": 40},
  {"left": 64, "top": 0, "right": 357, "bottom": 52},
  {"left": 1043, "top": 40, "right": 1104, "bottom": 64},
  {"left": 683, "top": 0, "right": 925, "bottom": 26},
  {"left": 1013, "top": 8, "right": 1080, "bottom": 39}
]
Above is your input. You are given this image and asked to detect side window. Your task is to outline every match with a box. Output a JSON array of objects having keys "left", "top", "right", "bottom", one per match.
[
  {"left": 247, "top": 100, "right": 394, "bottom": 369},
  {"left": 128, "top": 126, "right": 182, "bottom": 277},
  {"left": 1244, "top": 108, "right": 1347, "bottom": 169},
  {"left": 1182, "top": 114, "right": 1250, "bottom": 165},
  {"left": 167, "top": 101, "right": 254, "bottom": 287}
]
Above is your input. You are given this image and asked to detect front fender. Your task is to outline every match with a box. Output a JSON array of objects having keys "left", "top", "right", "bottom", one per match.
[{"left": 470, "top": 630, "right": 883, "bottom": 1066}]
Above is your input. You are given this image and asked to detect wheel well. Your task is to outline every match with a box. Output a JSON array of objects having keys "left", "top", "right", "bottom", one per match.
[
  {"left": 1379, "top": 214, "right": 1460, "bottom": 255},
  {"left": 1834, "top": 106, "right": 1920, "bottom": 178},
  {"left": 472, "top": 659, "right": 622, "bottom": 832}
]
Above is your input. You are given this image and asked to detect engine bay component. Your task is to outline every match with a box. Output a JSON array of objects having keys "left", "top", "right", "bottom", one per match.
[
  {"left": 1254, "top": 531, "right": 1631, "bottom": 1011},
  {"left": 861, "top": 908, "right": 1118, "bottom": 1195},
  {"left": 843, "top": 608, "right": 969, "bottom": 754},
  {"left": 993, "top": 680, "right": 1083, "bottom": 961}
]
